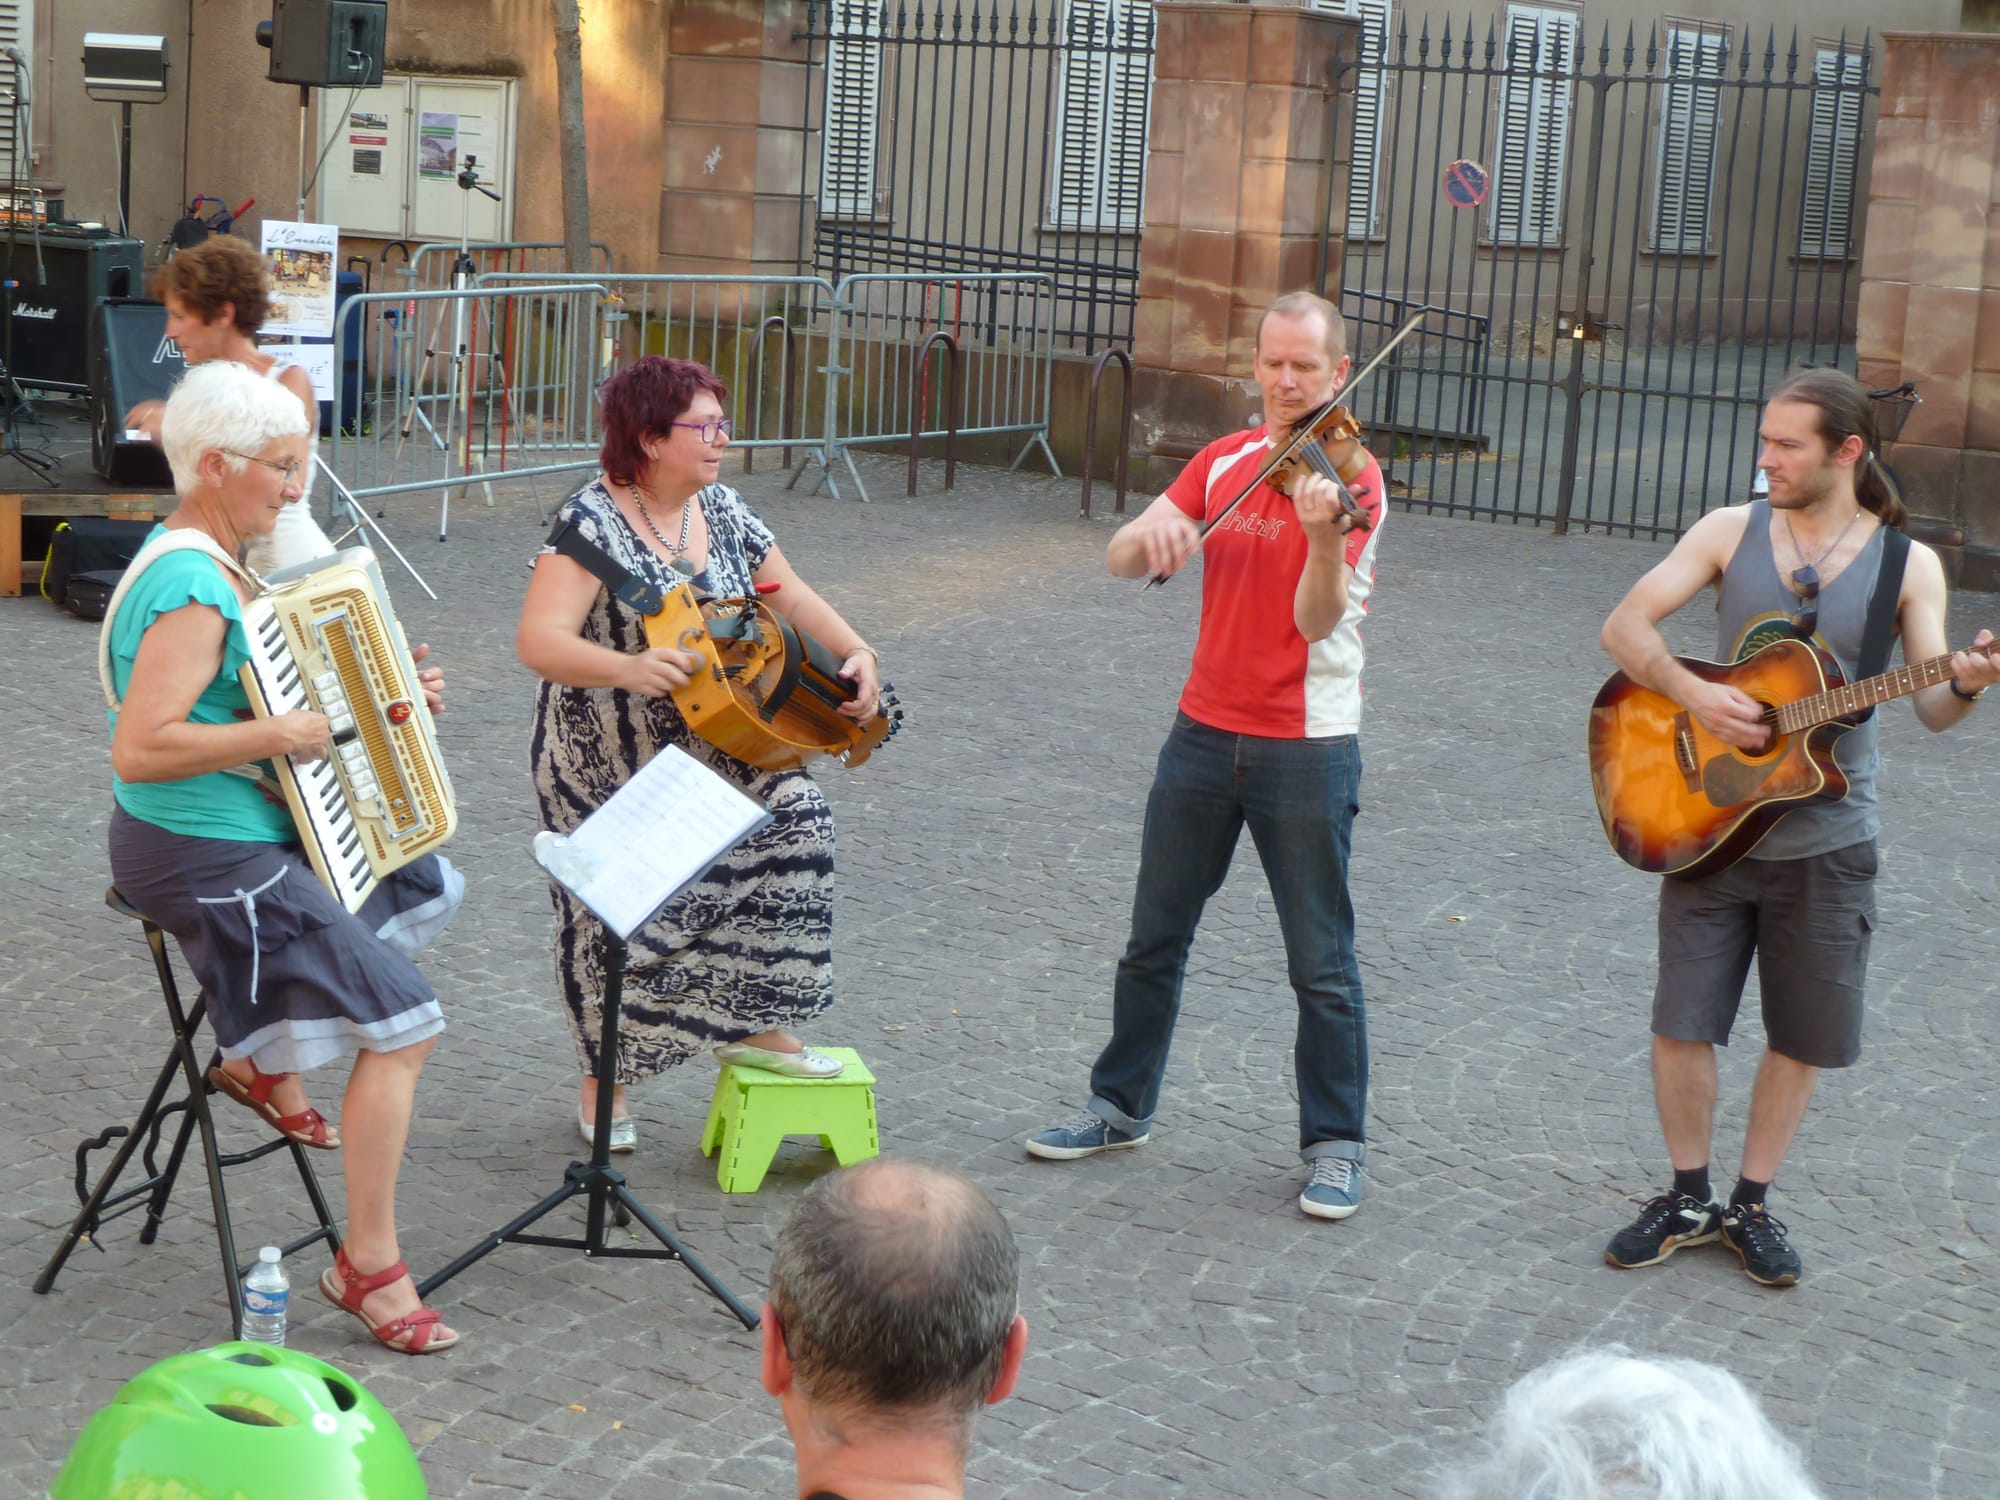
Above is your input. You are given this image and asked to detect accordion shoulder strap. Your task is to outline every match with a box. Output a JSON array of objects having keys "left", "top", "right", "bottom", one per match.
[{"left": 98, "top": 529, "right": 260, "bottom": 711}]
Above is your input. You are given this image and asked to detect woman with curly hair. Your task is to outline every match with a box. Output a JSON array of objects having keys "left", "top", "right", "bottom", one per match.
[{"left": 123, "top": 235, "right": 334, "bottom": 574}]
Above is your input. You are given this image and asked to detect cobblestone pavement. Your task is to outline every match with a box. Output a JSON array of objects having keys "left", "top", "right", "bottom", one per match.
[{"left": 2, "top": 453, "right": 1995, "bottom": 1498}]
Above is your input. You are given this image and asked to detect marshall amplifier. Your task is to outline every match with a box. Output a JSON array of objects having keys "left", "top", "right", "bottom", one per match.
[
  {"left": 89, "top": 299, "right": 183, "bottom": 485},
  {"left": 7, "top": 234, "right": 148, "bottom": 391}
]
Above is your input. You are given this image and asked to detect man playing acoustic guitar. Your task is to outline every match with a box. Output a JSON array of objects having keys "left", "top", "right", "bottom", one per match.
[{"left": 1598, "top": 368, "right": 1996, "bottom": 1286}]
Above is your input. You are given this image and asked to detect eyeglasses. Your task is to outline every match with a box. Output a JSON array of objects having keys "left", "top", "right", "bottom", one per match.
[
  {"left": 1790, "top": 565, "right": 1820, "bottom": 640},
  {"left": 668, "top": 418, "right": 733, "bottom": 444},
  {"left": 227, "top": 451, "right": 306, "bottom": 484}
]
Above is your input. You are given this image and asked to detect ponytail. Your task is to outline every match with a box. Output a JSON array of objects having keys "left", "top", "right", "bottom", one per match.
[{"left": 1857, "top": 450, "right": 1907, "bottom": 532}]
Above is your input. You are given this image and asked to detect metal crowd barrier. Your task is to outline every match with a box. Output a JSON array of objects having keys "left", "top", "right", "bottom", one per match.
[
  {"left": 813, "top": 271, "right": 1059, "bottom": 502},
  {"left": 320, "top": 270, "right": 1063, "bottom": 534},
  {"left": 384, "top": 239, "right": 613, "bottom": 294},
  {"left": 324, "top": 282, "right": 609, "bottom": 540},
  {"left": 475, "top": 273, "right": 841, "bottom": 493}
]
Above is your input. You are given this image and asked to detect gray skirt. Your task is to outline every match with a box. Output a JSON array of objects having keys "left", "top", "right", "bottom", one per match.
[{"left": 108, "top": 805, "right": 459, "bottom": 1073}]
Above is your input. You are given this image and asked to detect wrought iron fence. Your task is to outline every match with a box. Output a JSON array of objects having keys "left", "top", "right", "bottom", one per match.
[
  {"left": 1329, "top": 18, "right": 1879, "bottom": 538},
  {"left": 794, "top": 0, "right": 1151, "bottom": 354}
]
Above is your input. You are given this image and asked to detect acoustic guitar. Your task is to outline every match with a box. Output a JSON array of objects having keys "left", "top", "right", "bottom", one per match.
[{"left": 1588, "top": 636, "right": 1994, "bottom": 877}]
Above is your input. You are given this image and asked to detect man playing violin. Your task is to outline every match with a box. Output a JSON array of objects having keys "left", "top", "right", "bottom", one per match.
[
  {"left": 1598, "top": 367, "right": 1996, "bottom": 1287},
  {"left": 1026, "top": 291, "right": 1388, "bottom": 1221}
]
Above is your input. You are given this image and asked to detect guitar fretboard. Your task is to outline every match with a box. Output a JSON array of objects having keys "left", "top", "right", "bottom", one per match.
[{"left": 1774, "top": 652, "right": 1967, "bottom": 734}]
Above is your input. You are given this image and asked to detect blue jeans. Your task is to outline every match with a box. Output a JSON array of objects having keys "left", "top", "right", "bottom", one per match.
[{"left": 1088, "top": 713, "right": 1368, "bottom": 1161}]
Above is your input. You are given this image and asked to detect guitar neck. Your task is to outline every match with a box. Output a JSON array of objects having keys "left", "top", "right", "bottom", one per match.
[{"left": 1777, "top": 651, "right": 1965, "bottom": 733}]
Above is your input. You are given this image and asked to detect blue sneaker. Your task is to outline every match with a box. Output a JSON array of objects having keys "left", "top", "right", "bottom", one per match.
[
  {"left": 1299, "top": 1158, "right": 1364, "bottom": 1219},
  {"left": 1025, "top": 1108, "right": 1148, "bottom": 1160}
]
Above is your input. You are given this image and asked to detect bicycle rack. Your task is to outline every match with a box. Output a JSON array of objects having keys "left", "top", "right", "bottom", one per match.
[
  {"left": 908, "top": 330, "right": 960, "bottom": 497},
  {"left": 1080, "top": 347, "right": 1134, "bottom": 518}
]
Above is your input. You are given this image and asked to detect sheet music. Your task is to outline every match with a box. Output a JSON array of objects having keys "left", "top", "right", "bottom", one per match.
[{"left": 532, "top": 745, "right": 771, "bottom": 940}]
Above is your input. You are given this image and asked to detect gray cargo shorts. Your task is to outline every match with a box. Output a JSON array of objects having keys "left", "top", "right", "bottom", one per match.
[{"left": 1651, "top": 839, "right": 1877, "bottom": 1069}]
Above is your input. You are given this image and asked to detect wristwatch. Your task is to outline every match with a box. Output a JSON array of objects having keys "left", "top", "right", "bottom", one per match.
[{"left": 1948, "top": 677, "right": 1985, "bottom": 703}]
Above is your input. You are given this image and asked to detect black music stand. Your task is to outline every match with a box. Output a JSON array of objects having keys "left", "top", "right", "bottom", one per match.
[{"left": 417, "top": 756, "right": 767, "bottom": 1330}]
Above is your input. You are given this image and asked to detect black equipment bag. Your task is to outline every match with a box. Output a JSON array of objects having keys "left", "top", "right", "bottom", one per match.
[
  {"left": 63, "top": 569, "right": 126, "bottom": 622},
  {"left": 43, "top": 517, "right": 154, "bottom": 610}
]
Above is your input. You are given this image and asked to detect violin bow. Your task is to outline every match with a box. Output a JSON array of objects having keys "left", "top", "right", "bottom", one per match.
[{"left": 1143, "top": 309, "right": 1430, "bottom": 590}]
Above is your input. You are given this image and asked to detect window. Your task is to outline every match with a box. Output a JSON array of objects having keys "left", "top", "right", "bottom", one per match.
[
  {"left": 819, "top": 0, "right": 886, "bottom": 220},
  {"left": 1798, "top": 46, "right": 1865, "bottom": 259},
  {"left": 314, "top": 73, "right": 517, "bottom": 240},
  {"left": 1309, "top": 0, "right": 1394, "bottom": 240},
  {"left": 1047, "top": 1, "right": 1154, "bottom": 233},
  {"left": 0, "top": 1, "right": 32, "bottom": 174},
  {"left": 1649, "top": 23, "right": 1730, "bottom": 254},
  {"left": 1489, "top": 4, "right": 1578, "bottom": 248}
]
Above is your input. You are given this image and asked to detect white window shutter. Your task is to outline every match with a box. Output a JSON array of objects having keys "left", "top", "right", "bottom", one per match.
[
  {"left": 1650, "top": 27, "right": 1729, "bottom": 253},
  {"left": 1490, "top": 6, "right": 1577, "bottom": 247},
  {"left": 1049, "top": 1, "right": 1153, "bottom": 233},
  {"left": 1799, "top": 48, "right": 1864, "bottom": 258},
  {"left": 819, "top": 1, "right": 885, "bottom": 219},
  {"left": 0, "top": 2, "right": 32, "bottom": 174},
  {"left": 1310, "top": 0, "right": 1394, "bottom": 240}
]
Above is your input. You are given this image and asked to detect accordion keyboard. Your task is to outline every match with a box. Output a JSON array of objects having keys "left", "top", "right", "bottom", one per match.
[{"left": 238, "top": 550, "right": 456, "bottom": 912}]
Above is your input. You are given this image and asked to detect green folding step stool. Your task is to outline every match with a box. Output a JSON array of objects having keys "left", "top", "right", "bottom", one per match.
[{"left": 700, "top": 1047, "right": 879, "bottom": 1193}]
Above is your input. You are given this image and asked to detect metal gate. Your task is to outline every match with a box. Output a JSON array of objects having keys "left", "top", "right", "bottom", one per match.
[{"left": 1329, "top": 18, "right": 1879, "bottom": 538}]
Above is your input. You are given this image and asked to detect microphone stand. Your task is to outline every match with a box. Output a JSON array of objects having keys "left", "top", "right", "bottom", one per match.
[{"left": 0, "top": 47, "right": 54, "bottom": 487}]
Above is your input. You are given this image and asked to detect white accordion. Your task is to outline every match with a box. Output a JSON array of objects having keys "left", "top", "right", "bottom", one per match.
[{"left": 236, "top": 549, "right": 457, "bottom": 912}]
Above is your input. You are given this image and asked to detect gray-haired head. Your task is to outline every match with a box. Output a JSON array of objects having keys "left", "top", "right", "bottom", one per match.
[
  {"left": 160, "top": 360, "right": 311, "bottom": 496},
  {"left": 1435, "top": 1347, "right": 1825, "bottom": 1500},
  {"left": 768, "top": 1157, "right": 1018, "bottom": 1446}
]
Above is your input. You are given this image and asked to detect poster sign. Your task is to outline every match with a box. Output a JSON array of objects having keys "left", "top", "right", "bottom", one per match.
[
  {"left": 260, "top": 338, "right": 337, "bottom": 404},
  {"left": 259, "top": 220, "right": 338, "bottom": 339},
  {"left": 419, "top": 112, "right": 459, "bottom": 179}
]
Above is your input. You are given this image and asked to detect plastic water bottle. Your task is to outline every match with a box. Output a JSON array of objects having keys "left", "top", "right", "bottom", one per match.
[{"left": 241, "top": 1245, "right": 289, "bottom": 1345}]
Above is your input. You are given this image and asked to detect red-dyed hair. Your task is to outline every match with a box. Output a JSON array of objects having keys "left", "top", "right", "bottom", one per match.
[{"left": 599, "top": 357, "right": 729, "bottom": 485}]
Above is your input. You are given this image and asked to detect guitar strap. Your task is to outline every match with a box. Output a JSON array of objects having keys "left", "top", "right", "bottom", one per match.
[{"left": 1854, "top": 525, "right": 1911, "bottom": 719}]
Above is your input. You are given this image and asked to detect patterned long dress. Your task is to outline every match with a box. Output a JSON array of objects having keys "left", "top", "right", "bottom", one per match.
[{"left": 530, "top": 479, "right": 835, "bottom": 1081}]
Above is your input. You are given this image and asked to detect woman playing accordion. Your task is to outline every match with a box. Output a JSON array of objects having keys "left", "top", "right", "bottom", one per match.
[{"left": 104, "top": 363, "right": 461, "bottom": 1354}]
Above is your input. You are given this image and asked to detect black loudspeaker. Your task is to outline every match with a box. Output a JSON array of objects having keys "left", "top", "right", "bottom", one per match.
[
  {"left": 6, "top": 235, "right": 147, "bottom": 392},
  {"left": 265, "top": 0, "right": 387, "bottom": 88},
  {"left": 89, "top": 299, "right": 184, "bottom": 485}
]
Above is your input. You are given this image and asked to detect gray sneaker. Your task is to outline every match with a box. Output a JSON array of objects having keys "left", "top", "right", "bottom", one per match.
[
  {"left": 1025, "top": 1108, "right": 1148, "bottom": 1160},
  {"left": 1300, "top": 1157, "right": 1364, "bottom": 1219}
]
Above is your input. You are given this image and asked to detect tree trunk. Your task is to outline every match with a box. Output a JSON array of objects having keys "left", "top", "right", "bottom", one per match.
[{"left": 551, "top": 0, "right": 595, "bottom": 422}]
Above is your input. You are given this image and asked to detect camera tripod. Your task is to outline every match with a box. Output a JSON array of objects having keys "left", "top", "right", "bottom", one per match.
[{"left": 396, "top": 155, "right": 502, "bottom": 539}]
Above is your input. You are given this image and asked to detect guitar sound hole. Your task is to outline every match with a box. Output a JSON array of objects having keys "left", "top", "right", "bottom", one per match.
[{"left": 1728, "top": 700, "right": 1785, "bottom": 763}]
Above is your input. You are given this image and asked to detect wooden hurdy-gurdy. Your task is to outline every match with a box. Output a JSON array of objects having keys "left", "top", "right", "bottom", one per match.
[{"left": 236, "top": 549, "right": 456, "bottom": 911}]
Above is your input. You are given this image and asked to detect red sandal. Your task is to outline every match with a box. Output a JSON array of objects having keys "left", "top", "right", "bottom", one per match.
[
  {"left": 208, "top": 1063, "right": 340, "bottom": 1150},
  {"left": 319, "top": 1247, "right": 459, "bottom": 1354}
]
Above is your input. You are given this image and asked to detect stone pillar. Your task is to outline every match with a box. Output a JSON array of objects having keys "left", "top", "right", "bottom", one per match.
[
  {"left": 1856, "top": 31, "right": 2000, "bottom": 592},
  {"left": 1130, "top": 3, "right": 1360, "bottom": 494},
  {"left": 660, "top": 2, "right": 812, "bottom": 276}
]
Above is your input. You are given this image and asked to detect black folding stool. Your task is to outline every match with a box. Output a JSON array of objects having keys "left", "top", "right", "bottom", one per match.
[{"left": 34, "top": 887, "right": 343, "bottom": 1336}]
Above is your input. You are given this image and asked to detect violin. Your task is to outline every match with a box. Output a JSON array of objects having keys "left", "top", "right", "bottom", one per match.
[
  {"left": 1144, "top": 309, "right": 1427, "bottom": 590},
  {"left": 1142, "top": 399, "right": 1379, "bottom": 590},
  {"left": 1261, "top": 401, "right": 1375, "bottom": 532}
]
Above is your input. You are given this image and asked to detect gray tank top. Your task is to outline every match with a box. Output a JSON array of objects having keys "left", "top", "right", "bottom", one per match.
[{"left": 1714, "top": 501, "right": 1883, "bottom": 859}]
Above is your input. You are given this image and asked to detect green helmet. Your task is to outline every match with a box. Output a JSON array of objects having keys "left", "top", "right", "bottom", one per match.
[{"left": 49, "top": 1341, "right": 426, "bottom": 1499}]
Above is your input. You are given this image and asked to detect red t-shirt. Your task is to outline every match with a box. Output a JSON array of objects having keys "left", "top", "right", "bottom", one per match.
[{"left": 1163, "top": 427, "right": 1385, "bottom": 738}]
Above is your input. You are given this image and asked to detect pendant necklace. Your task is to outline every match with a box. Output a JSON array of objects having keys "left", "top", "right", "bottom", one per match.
[
  {"left": 630, "top": 481, "right": 698, "bottom": 578},
  {"left": 1782, "top": 506, "right": 1861, "bottom": 586}
]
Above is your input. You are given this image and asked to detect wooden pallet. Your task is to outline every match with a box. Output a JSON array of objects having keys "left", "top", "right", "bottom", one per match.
[{"left": 0, "top": 493, "right": 165, "bottom": 599}]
